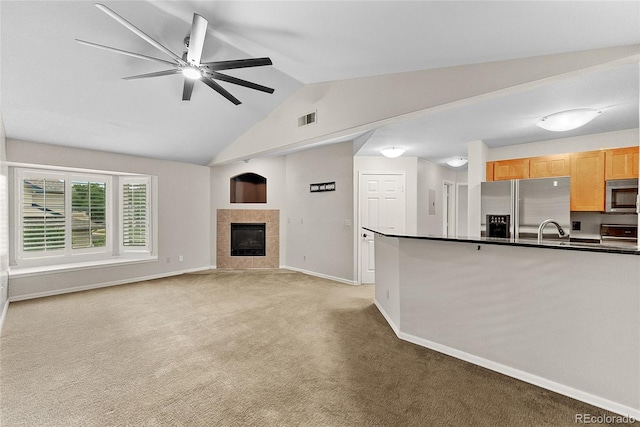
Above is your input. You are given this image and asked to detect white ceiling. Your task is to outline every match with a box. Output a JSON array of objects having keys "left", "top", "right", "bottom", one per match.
[{"left": 2, "top": 1, "right": 639, "bottom": 166}]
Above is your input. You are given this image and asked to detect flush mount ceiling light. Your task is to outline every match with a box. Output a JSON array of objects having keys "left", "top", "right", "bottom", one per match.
[
  {"left": 181, "top": 66, "right": 202, "bottom": 80},
  {"left": 536, "top": 108, "right": 601, "bottom": 132},
  {"left": 380, "top": 147, "right": 405, "bottom": 158},
  {"left": 446, "top": 157, "right": 468, "bottom": 167}
]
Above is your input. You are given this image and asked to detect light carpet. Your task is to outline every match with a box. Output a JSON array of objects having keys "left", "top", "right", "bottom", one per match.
[{"left": 0, "top": 270, "right": 617, "bottom": 426}]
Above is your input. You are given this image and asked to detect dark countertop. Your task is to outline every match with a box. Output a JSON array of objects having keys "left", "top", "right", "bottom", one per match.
[{"left": 364, "top": 227, "right": 640, "bottom": 255}]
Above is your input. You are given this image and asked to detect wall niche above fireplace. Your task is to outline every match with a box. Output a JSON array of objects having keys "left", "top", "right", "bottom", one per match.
[{"left": 230, "top": 173, "right": 266, "bottom": 203}]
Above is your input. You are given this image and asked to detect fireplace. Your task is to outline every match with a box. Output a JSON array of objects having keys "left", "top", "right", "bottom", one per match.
[
  {"left": 217, "top": 210, "right": 279, "bottom": 269},
  {"left": 231, "top": 223, "right": 266, "bottom": 256}
]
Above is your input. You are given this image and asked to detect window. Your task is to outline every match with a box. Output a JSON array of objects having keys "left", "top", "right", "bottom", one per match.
[
  {"left": 15, "top": 168, "right": 155, "bottom": 268},
  {"left": 22, "top": 175, "right": 66, "bottom": 253},
  {"left": 72, "top": 179, "right": 107, "bottom": 249},
  {"left": 121, "top": 177, "right": 151, "bottom": 252}
]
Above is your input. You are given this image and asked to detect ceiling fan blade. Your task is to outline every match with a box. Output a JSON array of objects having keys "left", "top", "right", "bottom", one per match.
[
  {"left": 200, "top": 76, "right": 241, "bottom": 105},
  {"left": 76, "top": 39, "right": 177, "bottom": 66},
  {"left": 95, "top": 3, "right": 186, "bottom": 66},
  {"left": 123, "top": 69, "right": 182, "bottom": 80},
  {"left": 201, "top": 57, "right": 273, "bottom": 71},
  {"left": 206, "top": 71, "right": 274, "bottom": 94},
  {"left": 186, "top": 13, "right": 207, "bottom": 65},
  {"left": 182, "top": 79, "right": 195, "bottom": 101}
]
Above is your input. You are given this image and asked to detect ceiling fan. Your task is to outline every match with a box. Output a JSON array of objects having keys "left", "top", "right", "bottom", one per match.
[{"left": 76, "top": 3, "right": 274, "bottom": 105}]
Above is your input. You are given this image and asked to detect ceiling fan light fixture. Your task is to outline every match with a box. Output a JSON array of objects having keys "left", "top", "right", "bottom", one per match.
[
  {"left": 380, "top": 147, "right": 405, "bottom": 158},
  {"left": 446, "top": 157, "right": 468, "bottom": 167},
  {"left": 536, "top": 108, "right": 601, "bottom": 132},
  {"left": 182, "top": 66, "right": 202, "bottom": 80}
]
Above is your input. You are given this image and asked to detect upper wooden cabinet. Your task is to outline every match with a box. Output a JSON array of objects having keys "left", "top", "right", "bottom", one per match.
[
  {"left": 490, "top": 158, "right": 530, "bottom": 181},
  {"left": 486, "top": 162, "right": 495, "bottom": 182},
  {"left": 528, "top": 153, "right": 571, "bottom": 178},
  {"left": 570, "top": 150, "right": 605, "bottom": 212},
  {"left": 605, "top": 146, "right": 639, "bottom": 180}
]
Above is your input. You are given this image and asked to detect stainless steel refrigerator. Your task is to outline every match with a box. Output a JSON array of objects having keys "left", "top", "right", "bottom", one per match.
[{"left": 481, "top": 177, "right": 570, "bottom": 240}]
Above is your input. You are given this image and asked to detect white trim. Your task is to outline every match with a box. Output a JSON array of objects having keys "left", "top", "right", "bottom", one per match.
[
  {"left": 7, "top": 161, "right": 147, "bottom": 176},
  {"left": 8, "top": 256, "right": 158, "bottom": 278},
  {"left": 372, "top": 299, "right": 640, "bottom": 420},
  {"left": 374, "top": 299, "right": 400, "bottom": 336},
  {"left": 8, "top": 265, "right": 212, "bottom": 302},
  {"left": 0, "top": 299, "right": 9, "bottom": 336},
  {"left": 284, "top": 266, "right": 358, "bottom": 285}
]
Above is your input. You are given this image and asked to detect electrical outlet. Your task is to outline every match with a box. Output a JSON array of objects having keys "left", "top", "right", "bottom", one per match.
[
  {"left": 572, "top": 221, "right": 581, "bottom": 231},
  {"left": 179, "top": 255, "right": 184, "bottom": 262}
]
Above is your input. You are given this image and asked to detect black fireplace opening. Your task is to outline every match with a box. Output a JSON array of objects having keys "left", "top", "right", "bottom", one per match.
[{"left": 231, "top": 223, "right": 266, "bottom": 256}]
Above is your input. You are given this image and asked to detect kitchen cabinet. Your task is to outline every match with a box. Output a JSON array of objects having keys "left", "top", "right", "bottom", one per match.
[
  {"left": 490, "top": 158, "right": 530, "bottom": 181},
  {"left": 486, "top": 162, "right": 495, "bottom": 181},
  {"left": 529, "top": 153, "right": 571, "bottom": 178},
  {"left": 605, "top": 146, "right": 639, "bottom": 180},
  {"left": 570, "top": 150, "right": 605, "bottom": 211}
]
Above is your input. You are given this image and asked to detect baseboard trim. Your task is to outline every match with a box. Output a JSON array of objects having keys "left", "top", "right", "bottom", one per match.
[
  {"left": 283, "top": 266, "right": 357, "bottom": 286},
  {"left": 396, "top": 330, "right": 640, "bottom": 419},
  {"left": 0, "top": 298, "right": 9, "bottom": 337},
  {"left": 374, "top": 300, "right": 400, "bottom": 336},
  {"left": 8, "top": 266, "right": 212, "bottom": 302}
]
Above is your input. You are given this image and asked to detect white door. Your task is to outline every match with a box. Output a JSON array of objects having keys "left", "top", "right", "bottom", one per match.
[
  {"left": 359, "top": 173, "right": 406, "bottom": 284},
  {"left": 443, "top": 181, "right": 455, "bottom": 237}
]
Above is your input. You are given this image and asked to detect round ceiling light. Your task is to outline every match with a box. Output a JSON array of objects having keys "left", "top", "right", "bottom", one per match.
[
  {"left": 536, "top": 108, "right": 601, "bottom": 132},
  {"left": 182, "top": 66, "right": 202, "bottom": 80},
  {"left": 380, "top": 147, "right": 405, "bottom": 158},
  {"left": 446, "top": 157, "right": 468, "bottom": 167}
]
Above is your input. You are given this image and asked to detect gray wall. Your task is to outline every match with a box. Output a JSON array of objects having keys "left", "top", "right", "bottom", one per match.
[
  {"left": 7, "top": 140, "right": 211, "bottom": 299},
  {"left": 0, "top": 114, "right": 8, "bottom": 324},
  {"left": 417, "top": 158, "right": 457, "bottom": 236},
  {"left": 375, "top": 235, "right": 640, "bottom": 417},
  {"left": 285, "top": 141, "right": 355, "bottom": 282},
  {"left": 209, "top": 156, "right": 287, "bottom": 266}
]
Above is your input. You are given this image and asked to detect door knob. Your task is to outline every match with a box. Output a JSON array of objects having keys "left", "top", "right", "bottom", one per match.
[{"left": 363, "top": 233, "right": 368, "bottom": 238}]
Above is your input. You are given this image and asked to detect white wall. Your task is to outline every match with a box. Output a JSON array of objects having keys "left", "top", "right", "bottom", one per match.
[
  {"left": 375, "top": 236, "right": 640, "bottom": 417},
  {"left": 417, "top": 158, "right": 457, "bottom": 235},
  {"left": 213, "top": 46, "right": 640, "bottom": 164},
  {"left": 0, "top": 114, "right": 8, "bottom": 328},
  {"left": 488, "top": 128, "right": 639, "bottom": 160},
  {"left": 210, "top": 156, "right": 287, "bottom": 267},
  {"left": 354, "top": 156, "right": 418, "bottom": 235},
  {"left": 286, "top": 142, "right": 354, "bottom": 282},
  {"left": 6, "top": 140, "right": 211, "bottom": 299}
]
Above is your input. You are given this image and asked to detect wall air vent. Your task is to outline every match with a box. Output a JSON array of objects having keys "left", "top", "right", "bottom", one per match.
[{"left": 298, "top": 110, "right": 317, "bottom": 127}]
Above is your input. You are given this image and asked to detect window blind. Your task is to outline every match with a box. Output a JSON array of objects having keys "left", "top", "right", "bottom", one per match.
[
  {"left": 71, "top": 181, "right": 107, "bottom": 249},
  {"left": 22, "top": 178, "right": 66, "bottom": 252},
  {"left": 122, "top": 181, "right": 148, "bottom": 247}
]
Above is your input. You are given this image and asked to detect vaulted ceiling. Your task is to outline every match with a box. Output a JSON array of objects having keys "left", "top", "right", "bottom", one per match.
[{"left": 2, "top": 1, "right": 639, "bottom": 166}]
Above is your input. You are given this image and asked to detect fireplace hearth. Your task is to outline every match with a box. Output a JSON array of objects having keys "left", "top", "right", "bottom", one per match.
[{"left": 231, "top": 223, "right": 266, "bottom": 256}]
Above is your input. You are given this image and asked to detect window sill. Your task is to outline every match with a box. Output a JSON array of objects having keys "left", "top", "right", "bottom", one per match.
[{"left": 8, "top": 256, "right": 158, "bottom": 278}]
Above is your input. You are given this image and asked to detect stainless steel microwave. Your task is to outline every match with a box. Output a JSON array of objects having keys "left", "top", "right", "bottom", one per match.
[{"left": 605, "top": 179, "right": 639, "bottom": 213}]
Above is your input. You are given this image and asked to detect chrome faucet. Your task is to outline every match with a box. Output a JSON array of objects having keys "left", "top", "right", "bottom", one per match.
[{"left": 537, "top": 219, "right": 567, "bottom": 243}]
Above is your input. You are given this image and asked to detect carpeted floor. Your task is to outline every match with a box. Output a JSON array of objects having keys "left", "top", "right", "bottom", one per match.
[{"left": 0, "top": 270, "right": 620, "bottom": 426}]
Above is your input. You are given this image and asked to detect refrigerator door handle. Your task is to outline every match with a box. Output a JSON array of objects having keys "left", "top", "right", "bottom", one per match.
[{"left": 512, "top": 179, "right": 519, "bottom": 239}]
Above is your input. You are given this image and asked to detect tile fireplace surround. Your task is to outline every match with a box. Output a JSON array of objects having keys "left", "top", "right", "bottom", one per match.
[{"left": 216, "top": 209, "right": 279, "bottom": 268}]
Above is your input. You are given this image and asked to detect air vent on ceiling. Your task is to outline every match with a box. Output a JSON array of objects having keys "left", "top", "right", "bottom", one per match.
[{"left": 298, "top": 110, "right": 317, "bottom": 127}]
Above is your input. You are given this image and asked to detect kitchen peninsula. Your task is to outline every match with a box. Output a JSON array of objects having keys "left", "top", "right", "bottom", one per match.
[{"left": 367, "top": 228, "right": 639, "bottom": 419}]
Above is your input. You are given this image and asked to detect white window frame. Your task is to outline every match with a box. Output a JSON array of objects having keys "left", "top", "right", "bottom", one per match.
[
  {"left": 12, "top": 166, "right": 155, "bottom": 270},
  {"left": 120, "top": 175, "right": 152, "bottom": 256}
]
